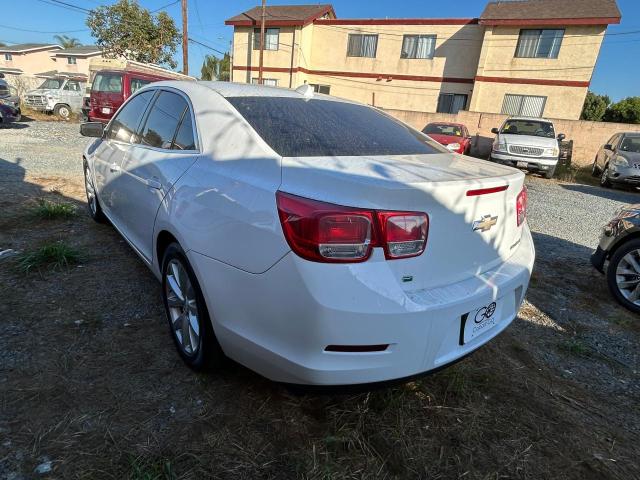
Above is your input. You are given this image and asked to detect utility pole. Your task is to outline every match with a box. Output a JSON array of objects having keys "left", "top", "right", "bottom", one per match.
[
  {"left": 258, "top": 0, "right": 266, "bottom": 84},
  {"left": 181, "top": 0, "right": 188, "bottom": 75}
]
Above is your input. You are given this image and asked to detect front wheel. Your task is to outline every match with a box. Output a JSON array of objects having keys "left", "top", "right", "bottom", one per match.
[
  {"left": 591, "top": 158, "right": 601, "bottom": 177},
  {"left": 162, "top": 243, "right": 224, "bottom": 370},
  {"left": 600, "top": 165, "right": 612, "bottom": 188},
  {"left": 606, "top": 238, "right": 640, "bottom": 315}
]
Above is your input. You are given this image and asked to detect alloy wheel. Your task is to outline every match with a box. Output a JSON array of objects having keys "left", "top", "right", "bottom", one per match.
[
  {"left": 615, "top": 249, "right": 640, "bottom": 304},
  {"left": 164, "top": 259, "right": 200, "bottom": 356}
]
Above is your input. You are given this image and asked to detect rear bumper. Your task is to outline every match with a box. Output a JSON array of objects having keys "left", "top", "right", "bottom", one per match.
[
  {"left": 490, "top": 152, "right": 558, "bottom": 171},
  {"left": 188, "top": 225, "right": 535, "bottom": 386}
]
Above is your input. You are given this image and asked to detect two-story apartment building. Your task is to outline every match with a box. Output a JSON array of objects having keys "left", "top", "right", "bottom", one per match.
[{"left": 225, "top": 0, "right": 621, "bottom": 120}]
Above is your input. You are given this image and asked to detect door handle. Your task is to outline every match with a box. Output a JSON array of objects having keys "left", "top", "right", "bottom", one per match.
[
  {"left": 109, "top": 163, "right": 121, "bottom": 172},
  {"left": 146, "top": 178, "right": 162, "bottom": 190}
]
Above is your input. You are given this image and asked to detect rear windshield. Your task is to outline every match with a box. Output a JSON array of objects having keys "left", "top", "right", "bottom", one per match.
[
  {"left": 92, "top": 73, "right": 123, "bottom": 93},
  {"left": 227, "top": 97, "right": 443, "bottom": 157},
  {"left": 423, "top": 123, "right": 463, "bottom": 137},
  {"left": 500, "top": 119, "right": 555, "bottom": 138}
]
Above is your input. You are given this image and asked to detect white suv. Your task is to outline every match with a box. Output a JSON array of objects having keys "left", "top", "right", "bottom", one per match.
[{"left": 490, "top": 117, "right": 565, "bottom": 179}]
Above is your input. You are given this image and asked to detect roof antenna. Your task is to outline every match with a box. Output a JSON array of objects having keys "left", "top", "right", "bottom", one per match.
[{"left": 295, "top": 83, "right": 314, "bottom": 99}]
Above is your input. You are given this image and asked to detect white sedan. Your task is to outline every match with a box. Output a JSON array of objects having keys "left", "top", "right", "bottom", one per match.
[{"left": 80, "top": 81, "right": 534, "bottom": 385}]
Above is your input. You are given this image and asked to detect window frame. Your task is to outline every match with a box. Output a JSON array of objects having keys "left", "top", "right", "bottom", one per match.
[
  {"left": 515, "top": 29, "right": 564, "bottom": 59},
  {"left": 501, "top": 93, "right": 547, "bottom": 117},
  {"left": 251, "top": 77, "right": 278, "bottom": 87},
  {"left": 436, "top": 93, "right": 468, "bottom": 114},
  {"left": 253, "top": 27, "right": 280, "bottom": 51},
  {"left": 4, "top": 53, "right": 12, "bottom": 61},
  {"left": 67, "top": 56, "right": 77, "bottom": 65},
  {"left": 346, "top": 33, "right": 378, "bottom": 58},
  {"left": 400, "top": 34, "right": 436, "bottom": 59},
  {"left": 134, "top": 87, "right": 200, "bottom": 153},
  {"left": 309, "top": 83, "right": 331, "bottom": 95}
]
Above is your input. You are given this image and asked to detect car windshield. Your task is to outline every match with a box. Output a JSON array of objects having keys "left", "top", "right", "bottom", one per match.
[
  {"left": 620, "top": 137, "right": 640, "bottom": 154},
  {"left": 501, "top": 119, "right": 555, "bottom": 138},
  {"left": 423, "top": 123, "right": 463, "bottom": 137},
  {"left": 38, "top": 78, "right": 63, "bottom": 90},
  {"left": 227, "top": 97, "right": 444, "bottom": 157},
  {"left": 92, "top": 73, "right": 123, "bottom": 93}
]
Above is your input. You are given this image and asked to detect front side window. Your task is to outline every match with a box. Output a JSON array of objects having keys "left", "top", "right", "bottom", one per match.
[
  {"left": 515, "top": 29, "right": 564, "bottom": 59},
  {"left": 500, "top": 119, "right": 555, "bottom": 138},
  {"left": 401, "top": 35, "right": 436, "bottom": 59},
  {"left": 253, "top": 28, "right": 279, "bottom": 50},
  {"left": 347, "top": 34, "right": 378, "bottom": 58},
  {"left": 67, "top": 56, "right": 77, "bottom": 65},
  {"left": 501, "top": 94, "right": 547, "bottom": 117},
  {"left": 4, "top": 53, "right": 12, "bottom": 61},
  {"left": 139, "top": 91, "right": 189, "bottom": 149},
  {"left": 227, "top": 97, "right": 444, "bottom": 157},
  {"left": 63, "top": 80, "right": 80, "bottom": 91},
  {"left": 106, "top": 90, "right": 154, "bottom": 143},
  {"left": 92, "top": 73, "right": 123, "bottom": 93},
  {"left": 437, "top": 93, "right": 467, "bottom": 114},
  {"left": 251, "top": 78, "right": 278, "bottom": 87},
  {"left": 131, "top": 77, "right": 152, "bottom": 93}
]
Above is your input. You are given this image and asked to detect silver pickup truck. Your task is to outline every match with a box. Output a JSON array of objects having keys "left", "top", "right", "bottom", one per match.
[{"left": 24, "top": 77, "right": 85, "bottom": 119}]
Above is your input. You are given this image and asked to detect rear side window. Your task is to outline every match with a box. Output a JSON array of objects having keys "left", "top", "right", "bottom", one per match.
[
  {"left": 172, "top": 113, "right": 196, "bottom": 150},
  {"left": 139, "top": 91, "right": 189, "bottom": 149},
  {"left": 131, "top": 77, "right": 152, "bottom": 93},
  {"left": 106, "top": 90, "right": 154, "bottom": 143},
  {"left": 227, "top": 97, "right": 442, "bottom": 157},
  {"left": 92, "top": 73, "right": 123, "bottom": 93}
]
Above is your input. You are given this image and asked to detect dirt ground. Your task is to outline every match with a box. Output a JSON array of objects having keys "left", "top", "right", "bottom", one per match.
[{"left": 1, "top": 169, "right": 639, "bottom": 479}]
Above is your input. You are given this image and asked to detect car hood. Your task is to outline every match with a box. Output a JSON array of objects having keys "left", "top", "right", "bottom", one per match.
[
  {"left": 426, "top": 133, "right": 463, "bottom": 145},
  {"left": 500, "top": 133, "right": 557, "bottom": 148}
]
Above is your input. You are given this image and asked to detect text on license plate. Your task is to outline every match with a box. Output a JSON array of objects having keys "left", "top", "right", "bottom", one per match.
[{"left": 461, "top": 300, "right": 502, "bottom": 344}]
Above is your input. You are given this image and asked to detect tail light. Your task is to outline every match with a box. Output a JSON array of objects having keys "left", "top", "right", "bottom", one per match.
[
  {"left": 516, "top": 186, "right": 527, "bottom": 226},
  {"left": 276, "top": 191, "right": 428, "bottom": 263}
]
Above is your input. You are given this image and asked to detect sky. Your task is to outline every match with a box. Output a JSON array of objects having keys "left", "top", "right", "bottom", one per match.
[{"left": 2, "top": 0, "right": 638, "bottom": 101}]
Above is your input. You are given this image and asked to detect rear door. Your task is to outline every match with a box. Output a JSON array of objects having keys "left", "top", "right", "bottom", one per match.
[
  {"left": 90, "top": 72, "right": 123, "bottom": 122},
  {"left": 112, "top": 88, "right": 200, "bottom": 262},
  {"left": 92, "top": 90, "right": 155, "bottom": 220}
]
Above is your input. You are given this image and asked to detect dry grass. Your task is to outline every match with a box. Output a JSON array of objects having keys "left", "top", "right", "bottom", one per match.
[{"left": 21, "top": 106, "right": 80, "bottom": 123}]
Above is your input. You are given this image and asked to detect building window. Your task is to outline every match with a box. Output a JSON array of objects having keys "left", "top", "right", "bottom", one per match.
[
  {"left": 437, "top": 93, "right": 468, "bottom": 114},
  {"left": 67, "top": 56, "right": 77, "bottom": 65},
  {"left": 347, "top": 34, "right": 378, "bottom": 58},
  {"left": 253, "top": 28, "right": 279, "bottom": 50},
  {"left": 515, "top": 29, "right": 564, "bottom": 59},
  {"left": 501, "top": 94, "right": 547, "bottom": 117},
  {"left": 309, "top": 83, "right": 331, "bottom": 95},
  {"left": 251, "top": 78, "right": 278, "bottom": 87},
  {"left": 401, "top": 35, "right": 436, "bottom": 59},
  {"left": 4, "top": 53, "right": 12, "bottom": 61}
]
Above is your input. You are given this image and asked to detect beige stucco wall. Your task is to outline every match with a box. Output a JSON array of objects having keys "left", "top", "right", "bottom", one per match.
[
  {"left": 0, "top": 48, "right": 58, "bottom": 76},
  {"left": 53, "top": 55, "right": 94, "bottom": 78}
]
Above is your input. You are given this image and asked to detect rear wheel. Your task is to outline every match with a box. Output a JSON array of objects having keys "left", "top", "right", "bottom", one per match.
[
  {"left": 54, "top": 104, "right": 71, "bottom": 120},
  {"left": 606, "top": 239, "right": 640, "bottom": 315},
  {"left": 83, "top": 164, "right": 105, "bottom": 222},
  {"left": 600, "top": 165, "right": 612, "bottom": 188},
  {"left": 162, "top": 243, "right": 223, "bottom": 370}
]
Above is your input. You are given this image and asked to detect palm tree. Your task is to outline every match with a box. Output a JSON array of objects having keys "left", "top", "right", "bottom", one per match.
[{"left": 54, "top": 35, "right": 82, "bottom": 49}]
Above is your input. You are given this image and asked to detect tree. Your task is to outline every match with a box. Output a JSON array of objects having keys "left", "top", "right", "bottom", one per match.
[
  {"left": 604, "top": 97, "right": 640, "bottom": 124},
  {"left": 200, "top": 53, "right": 231, "bottom": 81},
  {"left": 86, "top": 0, "right": 180, "bottom": 69},
  {"left": 580, "top": 91, "right": 610, "bottom": 121},
  {"left": 54, "top": 35, "right": 82, "bottom": 48}
]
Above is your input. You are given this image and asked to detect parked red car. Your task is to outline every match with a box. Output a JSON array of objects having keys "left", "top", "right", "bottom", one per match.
[
  {"left": 422, "top": 122, "right": 472, "bottom": 155},
  {"left": 88, "top": 70, "right": 170, "bottom": 123}
]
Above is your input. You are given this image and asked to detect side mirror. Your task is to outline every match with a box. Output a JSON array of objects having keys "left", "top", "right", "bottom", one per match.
[
  {"left": 80, "top": 122, "right": 104, "bottom": 138},
  {"left": 557, "top": 133, "right": 566, "bottom": 141},
  {"left": 604, "top": 144, "right": 613, "bottom": 151},
  {"left": 491, "top": 127, "right": 499, "bottom": 135}
]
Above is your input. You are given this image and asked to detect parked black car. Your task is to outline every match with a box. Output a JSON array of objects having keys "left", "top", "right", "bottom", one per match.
[
  {"left": 592, "top": 132, "right": 640, "bottom": 188},
  {"left": 592, "top": 205, "right": 640, "bottom": 313}
]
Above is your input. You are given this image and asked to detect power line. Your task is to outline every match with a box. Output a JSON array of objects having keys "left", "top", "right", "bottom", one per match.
[
  {"left": 188, "top": 37, "right": 226, "bottom": 56},
  {"left": 34, "top": 0, "right": 90, "bottom": 13},
  {"left": 151, "top": 0, "right": 180, "bottom": 13},
  {"left": 0, "top": 23, "right": 88, "bottom": 34}
]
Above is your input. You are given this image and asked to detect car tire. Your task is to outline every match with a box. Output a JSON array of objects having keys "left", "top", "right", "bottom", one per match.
[
  {"left": 544, "top": 166, "right": 556, "bottom": 179},
  {"left": 591, "top": 158, "right": 601, "bottom": 177},
  {"left": 600, "top": 165, "right": 612, "bottom": 188},
  {"left": 606, "top": 238, "right": 640, "bottom": 315},
  {"left": 161, "top": 242, "right": 224, "bottom": 370},
  {"left": 83, "top": 164, "right": 106, "bottom": 223},
  {"left": 54, "top": 104, "right": 71, "bottom": 120}
]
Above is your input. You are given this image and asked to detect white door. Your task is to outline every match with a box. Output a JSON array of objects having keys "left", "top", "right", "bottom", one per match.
[
  {"left": 112, "top": 89, "right": 200, "bottom": 262},
  {"left": 93, "top": 90, "right": 155, "bottom": 221}
]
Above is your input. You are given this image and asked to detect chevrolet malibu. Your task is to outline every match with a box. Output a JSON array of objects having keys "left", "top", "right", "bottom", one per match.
[{"left": 80, "top": 81, "right": 535, "bottom": 385}]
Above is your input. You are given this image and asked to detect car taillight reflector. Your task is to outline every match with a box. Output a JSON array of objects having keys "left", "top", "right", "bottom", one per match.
[
  {"left": 276, "top": 191, "right": 429, "bottom": 263},
  {"left": 516, "top": 186, "right": 527, "bottom": 226}
]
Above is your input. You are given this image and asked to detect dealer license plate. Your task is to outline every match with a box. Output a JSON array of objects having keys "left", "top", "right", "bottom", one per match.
[
  {"left": 516, "top": 161, "right": 528, "bottom": 168},
  {"left": 461, "top": 300, "right": 502, "bottom": 344}
]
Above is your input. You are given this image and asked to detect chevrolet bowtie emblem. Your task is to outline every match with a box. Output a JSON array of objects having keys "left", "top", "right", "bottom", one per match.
[{"left": 473, "top": 215, "right": 498, "bottom": 232}]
